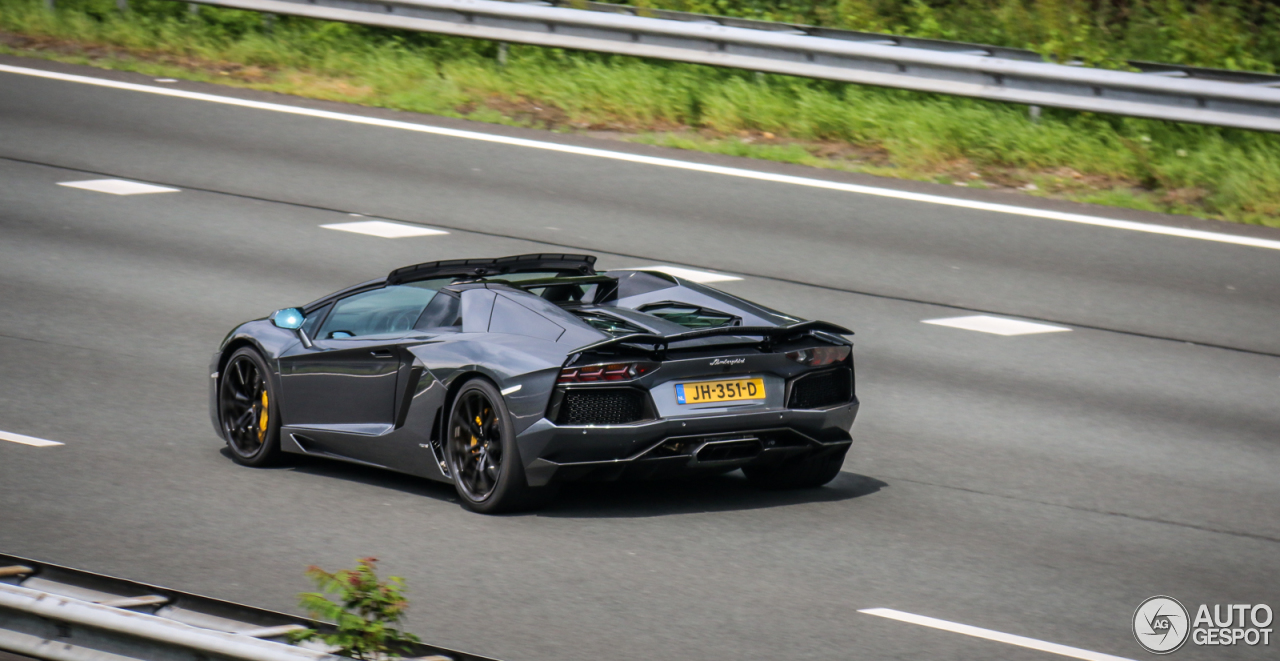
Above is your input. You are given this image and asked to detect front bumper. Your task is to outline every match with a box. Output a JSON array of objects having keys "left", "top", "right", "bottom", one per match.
[{"left": 517, "top": 401, "right": 858, "bottom": 486}]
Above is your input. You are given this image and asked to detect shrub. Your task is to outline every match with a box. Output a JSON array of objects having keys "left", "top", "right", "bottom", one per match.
[{"left": 291, "top": 557, "right": 421, "bottom": 660}]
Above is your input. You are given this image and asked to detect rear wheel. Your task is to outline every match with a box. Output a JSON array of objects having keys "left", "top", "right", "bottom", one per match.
[
  {"left": 743, "top": 447, "right": 848, "bottom": 489},
  {"left": 218, "top": 347, "right": 282, "bottom": 467},
  {"left": 446, "top": 379, "right": 557, "bottom": 514}
]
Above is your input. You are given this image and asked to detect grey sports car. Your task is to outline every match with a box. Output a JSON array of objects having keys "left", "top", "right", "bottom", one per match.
[{"left": 209, "top": 254, "right": 858, "bottom": 512}]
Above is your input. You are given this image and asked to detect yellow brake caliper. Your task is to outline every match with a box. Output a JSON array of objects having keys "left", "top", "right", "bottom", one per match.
[{"left": 257, "top": 391, "right": 269, "bottom": 443}]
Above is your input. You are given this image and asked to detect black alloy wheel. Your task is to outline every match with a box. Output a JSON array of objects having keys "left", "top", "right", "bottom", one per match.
[
  {"left": 219, "top": 347, "right": 282, "bottom": 466},
  {"left": 445, "top": 379, "right": 557, "bottom": 513},
  {"left": 449, "top": 387, "right": 504, "bottom": 501}
]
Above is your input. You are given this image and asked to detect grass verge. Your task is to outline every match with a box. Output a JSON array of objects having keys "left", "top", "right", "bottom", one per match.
[{"left": 2, "top": 0, "right": 1278, "bottom": 227}]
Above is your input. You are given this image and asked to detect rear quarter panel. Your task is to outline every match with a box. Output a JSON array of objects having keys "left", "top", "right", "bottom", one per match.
[{"left": 408, "top": 333, "right": 569, "bottom": 434}]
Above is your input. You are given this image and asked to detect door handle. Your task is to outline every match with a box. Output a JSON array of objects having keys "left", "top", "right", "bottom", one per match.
[{"left": 370, "top": 350, "right": 395, "bottom": 359}]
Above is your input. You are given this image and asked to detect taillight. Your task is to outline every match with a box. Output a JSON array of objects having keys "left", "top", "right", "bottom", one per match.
[
  {"left": 558, "top": 362, "right": 657, "bottom": 383},
  {"left": 785, "top": 346, "right": 850, "bottom": 367}
]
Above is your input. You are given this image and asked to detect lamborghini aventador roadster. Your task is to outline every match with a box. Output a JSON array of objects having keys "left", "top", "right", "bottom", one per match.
[{"left": 209, "top": 254, "right": 858, "bottom": 512}]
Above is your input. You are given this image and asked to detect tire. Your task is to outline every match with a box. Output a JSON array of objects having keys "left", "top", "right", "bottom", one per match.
[
  {"left": 445, "top": 379, "right": 557, "bottom": 514},
  {"left": 218, "top": 347, "right": 283, "bottom": 467},
  {"left": 742, "top": 446, "right": 848, "bottom": 489}
]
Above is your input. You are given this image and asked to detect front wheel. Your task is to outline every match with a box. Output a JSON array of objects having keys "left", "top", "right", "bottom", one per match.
[
  {"left": 742, "top": 447, "right": 848, "bottom": 489},
  {"left": 445, "top": 379, "right": 556, "bottom": 514},
  {"left": 218, "top": 347, "right": 283, "bottom": 467}
]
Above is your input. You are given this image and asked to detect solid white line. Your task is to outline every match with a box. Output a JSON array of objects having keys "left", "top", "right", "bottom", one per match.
[
  {"left": 0, "top": 430, "right": 64, "bottom": 447},
  {"left": 859, "top": 608, "right": 1136, "bottom": 661},
  {"left": 4, "top": 63, "right": 1279, "bottom": 252}
]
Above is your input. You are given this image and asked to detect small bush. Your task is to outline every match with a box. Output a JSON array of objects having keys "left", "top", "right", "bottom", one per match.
[{"left": 291, "top": 557, "right": 420, "bottom": 660}]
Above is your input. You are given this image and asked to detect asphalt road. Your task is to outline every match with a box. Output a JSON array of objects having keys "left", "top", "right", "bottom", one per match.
[{"left": 1, "top": 57, "right": 1278, "bottom": 661}]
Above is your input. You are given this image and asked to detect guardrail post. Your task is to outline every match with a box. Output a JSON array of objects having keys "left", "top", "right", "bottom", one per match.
[
  {"left": 1029, "top": 105, "right": 1042, "bottom": 123},
  {"left": 264, "top": 12, "right": 276, "bottom": 32},
  {"left": 116, "top": 0, "right": 128, "bottom": 11},
  {"left": 44, "top": 0, "right": 54, "bottom": 10},
  {"left": 498, "top": 42, "right": 509, "bottom": 66},
  {"left": 189, "top": 3, "right": 200, "bottom": 15}
]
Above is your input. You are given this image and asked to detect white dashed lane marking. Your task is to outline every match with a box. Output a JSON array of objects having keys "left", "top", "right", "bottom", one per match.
[
  {"left": 10, "top": 63, "right": 1280, "bottom": 251},
  {"left": 923, "top": 315, "right": 1071, "bottom": 336},
  {"left": 860, "top": 609, "right": 1135, "bottom": 661},
  {"left": 58, "top": 179, "right": 179, "bottom": 195},
  {"left": 320, "top": 220, "right": 449, "bottom": 238},
  {"left": 0, "top": 430, "right": 64, "bottom": 447},
  {"left": 622, "top": 266, "right": 742, "bottom": 283}
]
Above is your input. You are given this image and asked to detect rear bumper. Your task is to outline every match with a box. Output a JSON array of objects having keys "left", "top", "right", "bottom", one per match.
[{"left": 517, "top": 400, "right": 858, "bottom": 486}]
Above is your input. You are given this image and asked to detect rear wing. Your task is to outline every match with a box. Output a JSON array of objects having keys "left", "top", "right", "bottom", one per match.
[
  {"left": 574, "top": 320, "right": 853, "bottom": 355},
  {"left": 387, "top": 253, "right": 597, "bottom": 285}
]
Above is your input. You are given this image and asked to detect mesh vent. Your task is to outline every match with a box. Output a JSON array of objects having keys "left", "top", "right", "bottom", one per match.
[
  {"left": 557, "top": 389, "right": 649, "bottom": 425},
  {"left": 788, "top": 368, "right": 853, "bottom": 409}
]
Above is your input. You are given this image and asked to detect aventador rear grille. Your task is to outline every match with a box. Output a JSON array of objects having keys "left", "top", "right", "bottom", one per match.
[
  {"left": 557, "top": 389, "right": 649, "bottom": 425},
  {"left": 788, "top": 367, "right": 853, "bottom": 409}
]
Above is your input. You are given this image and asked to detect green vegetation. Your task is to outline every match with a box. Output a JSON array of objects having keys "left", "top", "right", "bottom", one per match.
[
  {"left": 622, "top": 0, "right": 1280, "bottom": 72},
  {"left": 292, "top": 557, "right": 420, "bottom": 659},
  {"left": 1, "top": 0, "right": 1278, "bottom": 226}
]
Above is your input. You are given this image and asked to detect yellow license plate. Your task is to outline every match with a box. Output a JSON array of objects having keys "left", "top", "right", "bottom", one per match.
[{"left": 675, "top": 377, "right": 765, "bottom": 404}]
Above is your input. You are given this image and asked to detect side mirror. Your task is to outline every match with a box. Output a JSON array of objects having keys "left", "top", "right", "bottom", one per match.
[{"left": 270, "top": 308, "right": 305, "bottom": 330}]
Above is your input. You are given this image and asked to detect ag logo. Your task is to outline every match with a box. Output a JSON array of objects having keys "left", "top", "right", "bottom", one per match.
[{"left": 1134, "top": 596, "right": 1190, "bottom": 654}]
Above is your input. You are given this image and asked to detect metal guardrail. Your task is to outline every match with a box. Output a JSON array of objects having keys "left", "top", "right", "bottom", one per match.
[
  {"left": 171, "top": 0, "right": 1280, "bottom": 132},
  {"left": 536, "top": 0, "right": 1280, "bottom": 86},
  {"left": 0, "top": 554, "right": 494, "bottom": 661},
  {"left": 0, "top": 584, "right": 337, "bottom": 661}
]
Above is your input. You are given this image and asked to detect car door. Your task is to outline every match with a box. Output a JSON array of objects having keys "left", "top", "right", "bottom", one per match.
[
  {"left": 277, "top": 283, "right": 441, "bottom": 438},
  {"left": 278, "top": 334, "right": 406, "bottom": 430}
]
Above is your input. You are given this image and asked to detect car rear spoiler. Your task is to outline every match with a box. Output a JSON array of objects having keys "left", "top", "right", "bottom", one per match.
[
  {"left": 387, "top": 253, "right": 597, "bottom": 285},
  {"left": 574, "top": 320, "right": 853, "bottom": 355}
]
